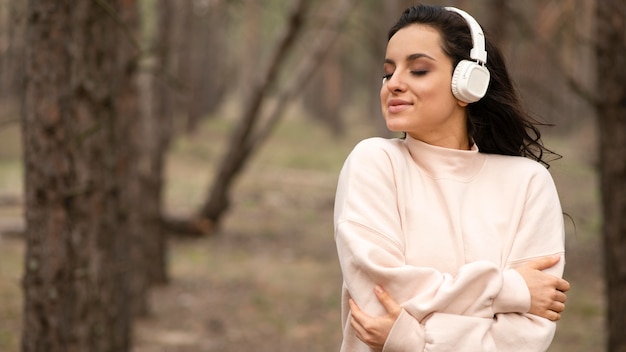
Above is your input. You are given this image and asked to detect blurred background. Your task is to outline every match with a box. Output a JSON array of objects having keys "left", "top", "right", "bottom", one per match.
[{"left": 0, "top": 0, "right": 613, "bottom": 351}]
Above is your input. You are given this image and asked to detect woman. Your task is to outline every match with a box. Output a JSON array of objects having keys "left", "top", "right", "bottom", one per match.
[{"left": 334, "top": 5, "right": 570, "bottom": 352}]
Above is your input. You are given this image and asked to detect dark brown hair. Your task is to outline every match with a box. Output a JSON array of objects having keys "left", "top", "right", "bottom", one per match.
[{"left": 388, "top": 4, "right": 559, "bottom": 166}]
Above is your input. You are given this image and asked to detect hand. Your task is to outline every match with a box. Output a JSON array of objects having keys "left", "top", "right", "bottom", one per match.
[
  {"left": 515, "top": 255, "right": 571, "bottom": 321},
  {"left": 349, "top": 285, "right": 402, "bottom": 351}
]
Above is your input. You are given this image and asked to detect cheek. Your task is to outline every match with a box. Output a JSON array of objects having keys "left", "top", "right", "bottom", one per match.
[
  {"left": 421, "top": 78, "right": 454, "bottom": 103},
  {"left": 438, "top": 74, "right": 455, "bottom": 100}
]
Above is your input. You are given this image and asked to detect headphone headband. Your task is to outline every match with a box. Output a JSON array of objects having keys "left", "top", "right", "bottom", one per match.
[{"left": 444, "top": 7, "right": 487, "bottom": 64}]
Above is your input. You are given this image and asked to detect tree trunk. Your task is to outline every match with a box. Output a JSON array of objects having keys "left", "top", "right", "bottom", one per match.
[
  {"left": 137, "top": 0, "right": 177, "bottom": 285},
  {"left": 197, "top": 0, "right": 311, "bottom": 229},
  {"left": 21, "top": 0, "right": 140, "bottom": 350},
  {"left": 0, "top": 0, "right": 26, "bottom": 100},
  {"left": 175, "top": 0, "right": 356, "bottom": 235},
  {"left": 596, "top": 1, "right": 626, "bottom": 351},
  {"left": 114, "top": 0, "right": 148, "bottom": 318}
]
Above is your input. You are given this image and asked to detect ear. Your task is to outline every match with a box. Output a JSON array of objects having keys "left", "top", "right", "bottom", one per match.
[{"left": 457, "top": 99, "right": 469, "bottom": 107}]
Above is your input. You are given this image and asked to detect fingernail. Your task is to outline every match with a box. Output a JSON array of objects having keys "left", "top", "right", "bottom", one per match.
[{"left": 374, "top": 285, "right": 383, "bottom": 294}]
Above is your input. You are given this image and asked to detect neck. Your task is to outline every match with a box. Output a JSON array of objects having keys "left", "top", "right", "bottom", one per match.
[{"left": 406, "top": 132, "right": 470, "bottom": 150}]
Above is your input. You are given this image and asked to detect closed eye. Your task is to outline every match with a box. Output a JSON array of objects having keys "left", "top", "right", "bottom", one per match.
[{"left": 411, "top": 70, "right": 428, "bottom": 76}]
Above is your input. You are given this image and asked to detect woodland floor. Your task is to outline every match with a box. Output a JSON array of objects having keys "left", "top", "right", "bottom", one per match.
[{"left": 0, "top": 110, "right": 606, "bottom": 351}]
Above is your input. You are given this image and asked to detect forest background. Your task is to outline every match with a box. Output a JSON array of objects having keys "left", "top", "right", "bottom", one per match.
[{"left": 0, "top": 0, "right": 620, "bottom": 351}]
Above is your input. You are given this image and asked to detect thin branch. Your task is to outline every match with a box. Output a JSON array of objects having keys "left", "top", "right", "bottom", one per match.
[
  {"left": 198, "top": 0, "right": 312, "bottom": 222},
  {"left": 248, "top": 0, "right": 358, "bottom": 151},
  {"left": 235, "top": 0, "right": 310, "bottom": 139}
]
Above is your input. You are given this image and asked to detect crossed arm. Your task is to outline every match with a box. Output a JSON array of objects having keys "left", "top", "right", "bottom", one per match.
[
  {"left": 348, "top": 256, "right": 571, "bottom": 351},
  {"left": 335, "top": 140, "right": 570, "bottom": 351}
]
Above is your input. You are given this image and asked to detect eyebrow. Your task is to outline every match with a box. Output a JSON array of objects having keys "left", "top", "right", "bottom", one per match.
[{"left": 384, "top": 53, "right": 436, "bottom": 65}]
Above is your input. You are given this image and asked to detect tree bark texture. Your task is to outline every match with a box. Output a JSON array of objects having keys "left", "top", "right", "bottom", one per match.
[
  {"left": 595, "top": 1, "right": 626, "bottom": 351},
  {"left": 21, "top": 0, "right": 141, "bottom": 350},
  {"left": 114, "top": 0, "right": 149, "bottom": 318}
]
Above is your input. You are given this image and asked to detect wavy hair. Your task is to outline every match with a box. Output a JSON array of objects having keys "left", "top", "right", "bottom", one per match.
[{"left": 388, "top": 4, "right": 560, "bottom": 167}]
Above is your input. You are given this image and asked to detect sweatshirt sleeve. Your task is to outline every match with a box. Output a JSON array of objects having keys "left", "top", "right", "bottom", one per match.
[
  {"left": 489, "top": 163, "right": 565, "bottom": 351},
  {"left": 335, "top": 140, "right": 523, "bottom": 351},
  {"left": 400, "top": 160, "right": 565, "bottom": 352},
  {"left": 336, "top": 220, "right": 510, "bottom": 351},
  {"left": 335, "top": 140, "right": 523, "bottom": 316},
  {"left": 418, "top": 166, "right": 565, "bottom": 352},
  {"left": 335, "top": 140, "right": 565, "bottom": 351}
]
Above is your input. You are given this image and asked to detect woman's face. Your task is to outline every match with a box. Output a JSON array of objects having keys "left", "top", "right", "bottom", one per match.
[{"left": 381, "top": 24, "right": 468, "bottom": 148}]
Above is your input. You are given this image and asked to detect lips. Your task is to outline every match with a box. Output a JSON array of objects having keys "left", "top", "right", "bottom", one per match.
[{"left": 387, "top": 99, "right": 412, "bottom": 113}]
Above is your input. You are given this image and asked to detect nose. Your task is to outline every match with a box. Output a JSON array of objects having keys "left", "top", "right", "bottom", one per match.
[{"left": 384, "top": 72, "right": 406, "bottom": 93}]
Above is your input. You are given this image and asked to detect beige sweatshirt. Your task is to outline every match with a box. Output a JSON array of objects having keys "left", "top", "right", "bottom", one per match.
[{"left": 334, "top": 136, "right": 565, "bottom": 352}]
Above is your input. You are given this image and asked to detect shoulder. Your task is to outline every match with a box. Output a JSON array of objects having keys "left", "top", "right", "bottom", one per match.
[
  {"left": 484, "top": 153, "right": 552, "bottom": 177},
  {"left": 347, "top": 137, "right": 406, "bottom": 162},
  {"left": 339, "top": 137, "right": 408, "bottom": 182},
  {"left": 483, "top": 153, "right": 557, "bottom": 191}
]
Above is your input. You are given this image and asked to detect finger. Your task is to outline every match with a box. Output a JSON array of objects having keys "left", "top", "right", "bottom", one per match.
[
  {"left": 556, "top": 278, "right": 571, "bottom": 292},
  {"left": 374, "top": 286, "right": 401, "bottom": 316},
  {"left": 550, "top": 301, "right": 566, "bottom": 313},
  {"left": 525, "top": 255, "right": 560, "bottom": 270},
  {"left": 547, "top": 310, "right": 561, "bottom": 322},
  {"left": 536, "top": 308, "right": 561, "bottom": 322},
  {"left": 349, "top": 298, "right": 376, "bottom": 328},
  {"left": 349, "top": 305, "right": 378, "bottom": 346},
  {"left": 553, "top": 290, "right": 567, "bottom": 304},
  {"left": 349, "top": 315, "right": 367, "bottom": 342},
  {"left": 349, "top": 298, "right": 359, "bottom": 313},
  {"left": 349, "top": 299, "right": 365, "bottom": 322}
]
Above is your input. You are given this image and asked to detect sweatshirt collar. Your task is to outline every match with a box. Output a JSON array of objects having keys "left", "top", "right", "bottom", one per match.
[{"left": 403, "top": 134, "right": 486, "bottom": 181}]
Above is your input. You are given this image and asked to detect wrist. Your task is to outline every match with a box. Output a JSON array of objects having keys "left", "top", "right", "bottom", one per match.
[{"left": 492, "top": 269, "right": 531, "bottom": 314}]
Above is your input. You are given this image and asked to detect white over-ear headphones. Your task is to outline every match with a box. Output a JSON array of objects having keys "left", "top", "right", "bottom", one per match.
[{"left": 445, "top": 7, "right": 490, "bottom": 103}]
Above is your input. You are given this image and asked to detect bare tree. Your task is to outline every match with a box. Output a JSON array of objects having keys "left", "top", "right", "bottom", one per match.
[
  {"left": 198, "top": 0, "right": 358, "bottom": 233},
  {"left": 163, "top": 0, "right": 357, "bottom": 235},
  {"left": 595, "top": 1, "right": 626, "bottom": 350},
  {"left": 135, "top": 0, "right": 178, "bottom": 285},
  {"left": 21, "top": 0, "right": 141, "bottom": 350}
]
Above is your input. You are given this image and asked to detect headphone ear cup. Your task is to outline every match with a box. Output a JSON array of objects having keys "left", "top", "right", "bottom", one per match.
[
  {"left": 451, "top": 60, "right": 490, "bottom": 103},
  {"left": 451, "top": 60, "right": 470, "bottom": 102}
]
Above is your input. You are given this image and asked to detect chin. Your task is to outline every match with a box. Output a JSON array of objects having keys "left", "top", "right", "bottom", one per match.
[{"left": 385, "top": 121, "right": 407, "bottom": 133}]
